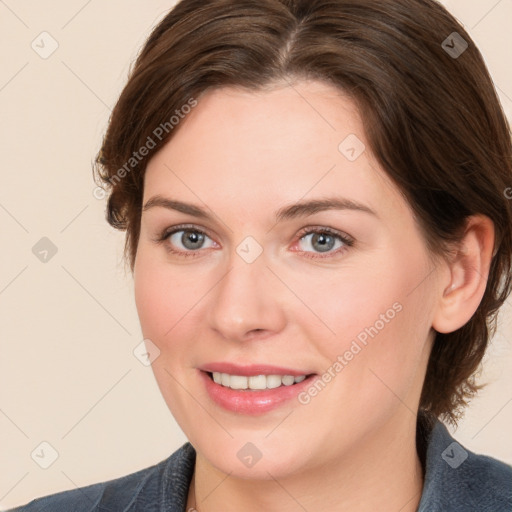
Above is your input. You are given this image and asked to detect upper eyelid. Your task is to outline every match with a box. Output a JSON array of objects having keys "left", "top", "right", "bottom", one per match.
[
  {"left": 164, "top": 224, "right": 213, "bottom": 239},
  {"left": 297, "top": 226, "right": 352, "bottom": 239},
  {"left": 162, "top": 225, "right": 218, "bottom": 250},
  {"left": 163, "top": 223, "right": 349, "bottom": 237}
]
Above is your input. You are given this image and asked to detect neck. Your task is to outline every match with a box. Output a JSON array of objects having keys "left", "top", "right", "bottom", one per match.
[{"left": 187, "top": 413, "right": 425, "bottom": 512}]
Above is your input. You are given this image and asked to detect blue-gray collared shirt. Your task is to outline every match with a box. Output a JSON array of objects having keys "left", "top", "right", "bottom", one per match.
[{"left": 7, "top": 419, "right": 512, "bottom": 511}]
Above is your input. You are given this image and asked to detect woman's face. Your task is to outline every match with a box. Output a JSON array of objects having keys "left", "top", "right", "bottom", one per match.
[{"left": 134, "top": 80, "right": 442, "bottom": 479}]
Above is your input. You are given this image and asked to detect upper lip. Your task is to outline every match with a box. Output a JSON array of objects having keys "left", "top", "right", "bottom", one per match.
[{"left": 199, "top": 362, "right": 314, "bottom": 377}]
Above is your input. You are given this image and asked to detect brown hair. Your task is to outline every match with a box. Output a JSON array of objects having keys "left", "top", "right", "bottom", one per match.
[{"left": 94, "top": 0, "right": 512, "bottom": 424}]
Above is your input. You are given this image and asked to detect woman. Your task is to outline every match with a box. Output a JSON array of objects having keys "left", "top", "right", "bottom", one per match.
[{"left": 9, "top": 0, "right": 512, "bottom": 510}]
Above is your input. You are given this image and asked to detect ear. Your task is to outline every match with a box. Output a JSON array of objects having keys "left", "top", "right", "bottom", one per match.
[{"left": 432, "top": 214, "right": 495, "bottom": 334}]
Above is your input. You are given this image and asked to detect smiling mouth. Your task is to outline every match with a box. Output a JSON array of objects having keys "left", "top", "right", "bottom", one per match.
[{"left": 205, "top": 371, "right": 316, "bottom": 391}]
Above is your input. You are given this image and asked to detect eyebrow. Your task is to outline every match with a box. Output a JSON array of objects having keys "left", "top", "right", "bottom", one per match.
[{"left": 142, "top": 195, "right": 378, "bottom": 222}]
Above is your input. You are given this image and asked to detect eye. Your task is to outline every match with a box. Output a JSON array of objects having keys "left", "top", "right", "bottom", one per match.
[
  {"left": 155, "top": 224, "right": 216, "bottom": 257},
  {"left": 169, "top": 230, "right": 213, "bottom": 251},
  {"left": 154, "top": 224, "right": 354, "bottom": 260},
  {"left": 295, "top": 227, "right": 354, "bottom": 259}
]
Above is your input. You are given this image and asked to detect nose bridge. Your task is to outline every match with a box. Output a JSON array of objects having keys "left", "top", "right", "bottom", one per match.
[{"left": 208, "top": 246, "right": 285, "bottom": 341}]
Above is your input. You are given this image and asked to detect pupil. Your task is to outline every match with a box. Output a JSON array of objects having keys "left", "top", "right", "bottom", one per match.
[
  {"left": 183, "top": 231, "right": 204, "bottom": 249},
  {"left": 313, "top": 233, "right": 334, "bottom": 253}
]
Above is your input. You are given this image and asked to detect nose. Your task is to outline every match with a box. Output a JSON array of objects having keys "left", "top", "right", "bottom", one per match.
[{"left": 207, "top": 251, "right": 287, "bottom": 343}]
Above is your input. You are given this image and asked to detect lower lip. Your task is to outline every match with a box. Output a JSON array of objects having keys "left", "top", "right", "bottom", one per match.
[{"left": 199, "top": 370, "right": 317, "bottom": 415}]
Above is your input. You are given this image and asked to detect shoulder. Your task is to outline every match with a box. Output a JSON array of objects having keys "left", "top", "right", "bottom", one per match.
[
  {"left": 7, "top": 442, "right": 196, "bottom": 512},
  {"left": 418, "top": 420, "right": 512, "bottom": 512}
]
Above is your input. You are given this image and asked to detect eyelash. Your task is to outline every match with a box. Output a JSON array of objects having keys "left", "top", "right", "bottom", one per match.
[{"left": 153, "top": 224, "right": 354, "bottom": 260}]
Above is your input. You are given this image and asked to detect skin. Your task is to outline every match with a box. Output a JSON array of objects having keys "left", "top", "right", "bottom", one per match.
[{"left": 133, "top": 80, "right": 495, "bottom": 512}]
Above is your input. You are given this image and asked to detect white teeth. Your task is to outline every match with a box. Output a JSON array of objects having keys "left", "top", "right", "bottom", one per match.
[
  {"left": 281, "top": 375, "right": 295, "bottom": 386},
  {"left": 229, "top": 375, "right": 248, "bottom": 390},
  {"left": 221, "top": 373, "right": 230, "bottom": 387},
  {"left": 211, "top": 372, "right": 308, "bottom": 390},
  {"left": 266, "top": 375, "right": 282, "bottom": 389},
  {"left": 248, "top": 375, "right": 266, "bottom": 389}
]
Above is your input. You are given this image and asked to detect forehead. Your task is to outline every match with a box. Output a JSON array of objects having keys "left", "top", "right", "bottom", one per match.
[{"left": 143, "top": 81, "right": 405, "bottom": 220}]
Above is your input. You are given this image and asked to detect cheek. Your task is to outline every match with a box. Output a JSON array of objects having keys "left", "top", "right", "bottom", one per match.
[
  {"left": 286, "top": 260, "right": 418, "bottom": 351},
  {"left": 134, "top": 248, "right": 195, "bottom": 343},
  {"left": 134, "top": 262, "right": 169, "bottom": 339},
  {"left": 133, "top": 251, "right": 202, "bottom": 416},
  {"left": 295, "top": 247, "right": 434, "bottom": 394}
]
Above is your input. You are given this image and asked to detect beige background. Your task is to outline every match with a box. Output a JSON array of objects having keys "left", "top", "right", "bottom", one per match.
[{"left": 1, "top": 0, "right": 511, "bottom": 508}]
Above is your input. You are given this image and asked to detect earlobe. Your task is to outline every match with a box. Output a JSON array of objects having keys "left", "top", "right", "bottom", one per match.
[{"left": 432, "top": 215, "right": 495, "bottom": 334}]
